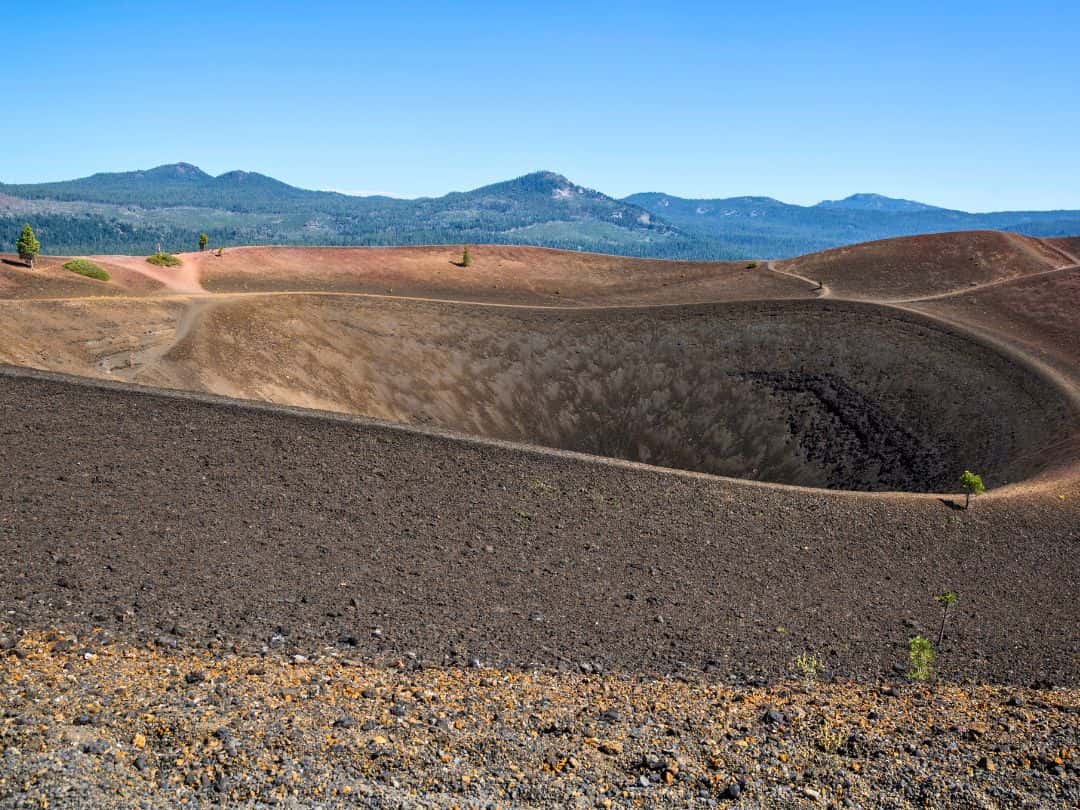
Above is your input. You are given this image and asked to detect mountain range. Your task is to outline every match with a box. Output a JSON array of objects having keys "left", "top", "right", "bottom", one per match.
[{"left": 2, "top": 163, "right": 1078, "bottom": 259}]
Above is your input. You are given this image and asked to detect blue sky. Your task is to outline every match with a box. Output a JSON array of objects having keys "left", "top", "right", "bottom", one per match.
[{"left": 3, "top": 1, "right": 1078, "bottom": 210}]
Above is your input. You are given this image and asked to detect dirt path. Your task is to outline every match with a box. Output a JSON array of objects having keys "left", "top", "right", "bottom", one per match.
[
  {"left": 1051, "top": 242, "right": 1080, "bottom": 264},
  {"left": 892, "top": 263, "right": 1080, "bottom": 304},
  {"left": 0, "top": 287, "right": 813, "bottom": 312},
  {"left": 1004, "top": 230, "right": 1079, "bottom": 268},
  {"left": 124, "top": 297, "right": 218, "bottom": 383},
  {"left": 764, "top": 261, "right": 830, "bottom": 297},
  {"left": 91, "top": 253, "right": 206, "bottom": 294}
]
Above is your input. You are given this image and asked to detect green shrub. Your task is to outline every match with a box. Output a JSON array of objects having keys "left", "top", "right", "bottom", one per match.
[
  {"left": 62, "top": 258, "right": 110, "bottom": 281},
  {"left": 907, "top": 635, "right": 935, "bottom": 682},
  {"left": 745, "top": 261, "right": 758, "bottom": 269},
  {"left": 960, "top": 470, "right": 984, "bottom": 509},
  {"left": 791, "top": 652, "right": 824, "bottom": 689},
  {"left": 146, "top": 251, "right": 182, "bottom": 268}
]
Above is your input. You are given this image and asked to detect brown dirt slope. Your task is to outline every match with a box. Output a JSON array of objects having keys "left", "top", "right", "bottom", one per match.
[
  {"left": 910, "top": 265, "right": 1080, "bottom": 384},
  {"left": 1046, "top": 236, "right": 1080, "bottom": 263},
  {"left": 190, "top": 244, "right": 811, "bottom": 304},
  {"left": 0, "top": 294, "right": 1070, "bottom": 491},
  {"left": 0, "top": 235, "right": 1076, "bottom": 493},
  {"left": 0, "top": 297, "right": 188, "bottom": 378},
  {"left": 0, "top": 254, "right": 166, "bottom": 298},
  {"left": 0, "top": 366, "right": 1077, "bottom": 687},
  {"left": 139, "top": 296, "right": 1071, "bottom": 492},
  {"left": 775, "top": 231, "right": 1065, "bottom": 300}
]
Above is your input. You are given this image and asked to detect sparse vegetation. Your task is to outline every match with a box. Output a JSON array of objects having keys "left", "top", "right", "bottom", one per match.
[
  {"left": 935, "top": 591, "right": 957, "bottom": 646},
  {"left": 146, "top": 251, "right": 182, "bottom": 268},
  {"left": 16, "top": 223, "right": 40, "bottom": 268},
  {"left": 792, "top": 652, "right": 824, "bottom": 689},
  {"left": 462, "top": 246, "right": 472, "bottom": 267},
  {"left": 815, "top": 717, "right": 845, "bottom": 754},
  {"left": 198, "top": 233, "right": 209, "bottom": 251},
  {"left": 745, "top": 261, "right": 758, "bottom": 269},
  {"left": 62, "top": 258, "right": 109, "bottom": 281},
  {"left": 960, "top": 470, "right": 985, "bottom": 509},
  {"left": 215, "top": 247, "right": 224, "bottom": 257},
  {"left": 908, "top": 635, "right": 935, "bottom": 682}
]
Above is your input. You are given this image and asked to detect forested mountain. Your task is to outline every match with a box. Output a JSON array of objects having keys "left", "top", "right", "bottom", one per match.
[
  {"left": 2, "top": 163, "right": 1078, "bottom": 259},
  {"left": 624, "top": 192, "right": 1080, "bottom": 257},
  {"left": 0, "top": 165, "right": 726, "bottom": 259}
]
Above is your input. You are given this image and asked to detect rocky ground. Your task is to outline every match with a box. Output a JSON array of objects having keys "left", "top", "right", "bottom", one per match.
[
  {"left": 1, "top": 629, "right": 1077, "bottom": 809},
  {"left": 0, "top": 233, "right": 1077, "bottom": 807},
  {"left": 2, "top": 369, "right": 1077, "bottom": 689}
]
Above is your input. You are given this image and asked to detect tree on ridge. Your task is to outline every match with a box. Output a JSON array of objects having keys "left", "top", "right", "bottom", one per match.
[{"left": 16, "top": 224, "right": 40, "bottom": 269}]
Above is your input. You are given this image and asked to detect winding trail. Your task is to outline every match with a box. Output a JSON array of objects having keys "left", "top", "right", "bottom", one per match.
[
  {"left": 765, "top": 261, "right": 831, "bottom": 297},
  {"left": 891, "top": 263, "right": 1080, "bottom": 304}
]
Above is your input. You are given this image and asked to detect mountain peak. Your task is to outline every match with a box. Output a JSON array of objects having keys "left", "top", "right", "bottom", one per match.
[
  {"left": 217, "top": 169, "right": 274, "bottom": 183},
  {"left": 505, "top": 171, "right": 575, "bottom": 189},
  {"left": 144, "top": 162, "right": 211, "bottom": 180},
  {"left": 528, "top": 170, "right": 572, "bottom": 184},
  {"left": 469, "top": 171, "right": 588, "bottom": 198},
  {"left": 816, "top": 193, "right": 942, "bottom": 212}
]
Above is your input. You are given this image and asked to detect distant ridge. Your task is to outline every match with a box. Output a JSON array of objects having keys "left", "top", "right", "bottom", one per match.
[
  {"left": 815, "top": 193, "right": 945, "bottom": 213},
  {"left": 623, "top": 191, "right": 1080, "bottom": 257},
  {"left": 1, "top": 163, "right": 1078, "bottom": 259}
]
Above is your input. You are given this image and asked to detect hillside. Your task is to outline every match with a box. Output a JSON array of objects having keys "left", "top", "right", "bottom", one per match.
[
  {"left": 0, "top": 166, "right": 724, "bottom": 260},
  {"left": 773, "top": 231, "right": 1066, "bottom": 300},
  {"left": 3, "top": 164, "right": 1079, "bottom": 260},
  {"left": 0, "top": 234, "right": 1075, "bottom": 492},
  {"left": 625, "top": 191, "right": 1080, "bottom": 257}
]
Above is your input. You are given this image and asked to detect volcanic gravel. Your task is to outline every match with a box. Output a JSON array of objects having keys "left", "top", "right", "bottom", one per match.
[
  {"left": 0, "top": 367, "right": 1077, "bottom": 688},
  {"left": 1, "top": 632, "right": 1077, "bottom": 808}
]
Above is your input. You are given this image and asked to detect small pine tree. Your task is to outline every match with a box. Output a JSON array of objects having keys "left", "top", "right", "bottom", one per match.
[
  {"left": 198, "top": 233, "right": 209, "bottom": 251},
  {"left": 960, "top": 470, "right": 984, "bottom": 510},
  {"left": 935, "top": 590, "right": 957, "bottom": 646},
  {"left": 462, "top": 246, "right": 472, "bottom": 267},
  {"left": 908, "top": 635, "right": 935, "bottom": 682},
  {"left": 16, "top": 224, "right": 40, "bottom": 269}
]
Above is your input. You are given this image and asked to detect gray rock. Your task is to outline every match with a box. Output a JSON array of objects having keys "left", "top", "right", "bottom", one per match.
[{"left": 762, "top": 708, "right": 786, "bottom": 725}]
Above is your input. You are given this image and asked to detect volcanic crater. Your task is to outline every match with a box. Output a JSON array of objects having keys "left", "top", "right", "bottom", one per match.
[
  {"left": 162, "top": 296, "right": 1071, "bottom": 492},
  {"left": 0, "top": 236, "right": 1078, "bottom": 692},
  {"left": 0, "top": 239, "right": 1075, "bottom": 496}
]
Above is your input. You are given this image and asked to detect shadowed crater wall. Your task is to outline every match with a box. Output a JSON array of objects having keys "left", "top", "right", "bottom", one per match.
[{"left": 157, "top": 298, "right": 1072, "bottom": 492}]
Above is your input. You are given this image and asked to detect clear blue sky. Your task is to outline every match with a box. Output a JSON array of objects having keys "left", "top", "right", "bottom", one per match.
[{"left": 3, "top": 1, "right": 1078, "bottom": 210}]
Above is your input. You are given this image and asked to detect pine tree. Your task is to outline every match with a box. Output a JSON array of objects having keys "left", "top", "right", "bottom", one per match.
[
  {"left": 198, "top": 233, "right": 209, "bottom": 251},
  {"left": 960, "top": 470, "right": 984, "bottom": 509},
  {"left": 16, "top": 224, "right": 40, "bottom": 269}
]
